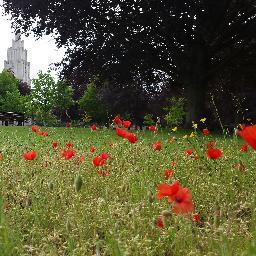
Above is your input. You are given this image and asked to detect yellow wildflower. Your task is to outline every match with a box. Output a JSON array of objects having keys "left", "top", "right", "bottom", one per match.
[
  {"left": 192, "top": 123, "right": 198, "bottom": 129},
  {"left": 200, "top": 118, "right": 207, "bottom": 123},
  {"left": 169, "top": 136, "right": 176, "bottom": 144},
  {"left": 190, "top": 132, "right": 196, "bottom": 138},
  {"left": 172, "top": 127, "right": 178, "bottom": 132},
  {"left": 183, "top": 135, "right": 188, "bottom": 139}
]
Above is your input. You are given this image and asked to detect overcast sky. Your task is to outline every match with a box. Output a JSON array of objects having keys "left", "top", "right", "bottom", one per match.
[{"left": 0, "top": 1, "right": 65, "bottom": 81}]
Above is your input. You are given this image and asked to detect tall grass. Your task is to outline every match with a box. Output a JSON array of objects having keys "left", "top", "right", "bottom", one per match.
[{"left": 0, "top": 126, "right": 255, "bottom": 255}]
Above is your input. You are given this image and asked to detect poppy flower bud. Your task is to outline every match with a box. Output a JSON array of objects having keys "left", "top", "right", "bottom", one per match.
[
  {"left": 147, "top": 191, "right": 155, "bottom": 203},
  {"left": 74, "top": 176, "right": 83, "bottom": 192},
  {"left": 161, "top": 210, "right": 172, "bottom": 218},
  {"left": 156, "top": 216, "right": 164, "bottom": 228},
  {"left": 66, "top": 219, "right": 72, "bottom": 232},
  {"left": 48, "top": 181, "right": 54, "bottom": 190}
]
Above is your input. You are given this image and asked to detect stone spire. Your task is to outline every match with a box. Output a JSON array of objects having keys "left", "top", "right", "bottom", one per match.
[{"left": 4, "top": 34, "right": 31, "bottom": 85}]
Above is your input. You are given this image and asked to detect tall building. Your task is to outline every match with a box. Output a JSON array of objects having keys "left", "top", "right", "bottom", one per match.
[{"left": 4, "top": 33, "right": 31, "bottom": 85}]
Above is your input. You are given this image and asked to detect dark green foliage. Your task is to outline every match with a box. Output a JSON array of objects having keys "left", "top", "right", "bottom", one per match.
[
  {"left": 78, "top": 82, "right": 108, "bottom": 124},
  {"left": 143, "top": 114, "right": 155, "bottom": 126},
  {"left": 164, "top": 97, "right": 186, "bottom": 127},
  {"left": 3, "top": 0, "right": 256, "bottom": 126}
]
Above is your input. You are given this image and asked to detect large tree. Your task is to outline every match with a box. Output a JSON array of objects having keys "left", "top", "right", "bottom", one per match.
[{"left": 3, "top": 0, "right": 256, "bottom": 125}]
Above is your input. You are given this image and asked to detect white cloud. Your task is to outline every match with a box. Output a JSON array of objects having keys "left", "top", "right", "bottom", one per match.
[{"left": 0, "top": 2, "right": 65, "bottom": 81}]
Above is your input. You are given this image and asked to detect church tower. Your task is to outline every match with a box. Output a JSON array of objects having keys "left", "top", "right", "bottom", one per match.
[{"left": 4, "top": 33, "right": 31, "bottom": 85}]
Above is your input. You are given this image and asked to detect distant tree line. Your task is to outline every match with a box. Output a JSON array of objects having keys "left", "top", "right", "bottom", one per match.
[
  {"left": 0, "top": 70, "right": 73, "bottom": 126},
  {"left": 3, "top": 0, "right": 256, "bottom": 128}
]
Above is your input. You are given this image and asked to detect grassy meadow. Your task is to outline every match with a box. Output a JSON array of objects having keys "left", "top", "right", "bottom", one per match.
[{"left": 0, "top": 125, "right": 256, "bottom": 255}]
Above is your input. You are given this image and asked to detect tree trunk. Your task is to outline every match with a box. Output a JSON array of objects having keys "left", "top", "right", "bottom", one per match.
[
  {"left": 182, "top": 41, "right": 209, "bottom": 128},
  {"left": 184, "top": 80, "right": 207, "bottom": 127}
]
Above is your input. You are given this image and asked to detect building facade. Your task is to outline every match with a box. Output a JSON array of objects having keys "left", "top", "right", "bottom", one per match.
[{"left": 4, "top": 34, "right": 31, "bottom": 85}]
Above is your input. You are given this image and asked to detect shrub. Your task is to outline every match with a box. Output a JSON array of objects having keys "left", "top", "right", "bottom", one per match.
[
  {"left": 143, "top": 114, "right": 155, "bottom": 126},
  {"left": 164, "top": 97, "right": 186, "bottom": 127}
]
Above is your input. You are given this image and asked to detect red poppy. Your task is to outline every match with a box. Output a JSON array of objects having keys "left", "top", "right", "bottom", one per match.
[
  {"left": 153, "top": 141, "right": 161, "bottom": 151},
  {"left": 157, "top": 181, "right": 181, "bottom": 201},
  {"left": 63, "top": 149, "right": 76, "bottom": 160},
  {"left": 76, "top": 156, "right": 85, "bottom": 164},
  {"left": 239, "top": 124, "right": 246, "bottom": 130},
  {"left": 37, "top": 131, "right": 44, "bottom": 136},
  {"left": 164, "top": 169, "right": 174, "bottom": 179},
  {"left": 172, "top": 187, "right": 194, "bottom": 215},
  {"left": 52, "top": 141, "right": 58, "bottom": 149},
  {"left": 90, "top": 146, "right": 95, "bottom": 153},
  {"left": 192, "top": 214, "right": 200, "bottom": 222},
  {"left": 240, "top": 144, "right": 248, "bottom": 153},
  {"left": 66, "top": 143, "right": 74, "bottom": 148},
  {"left": 185, "top": 149, "right": 193, "bottom": 155},
  {"left": 148, "top": 125, "right": 157, "bottom": 132},
  {"left": 31, "top": 125, "right": 39, "bottom": 132},
  {"left": 171, "top": 161, "right": 177, "bottom": 167},
  {"left": 202, "top": 128, "right": 210, "bottom": 136},
  {"left": 43, "top": 132, "right": 49, "bottom": 136},
  {"left": 156, "top": 216, "right": 164, "bottom": 228},
  {"left": 97, "top": 170, "right": 110, "bottom": 176},
  {"left": 126, "top": 132, "right": 138, "bottom": 143},
  {"left": 91, "top": 124, "right": 97, "bottom": 131},
  {"left": 238, "top": 125, "right": 256, "bottom": 150},
  {"left": 2, "top": 201, "right": 9, "bottom": 210},
  {"left": 113, "top": 115, "right": 122, "bottom": 125},
  {"left": 207, "top": 141, "right": 216, "bottom": 148},
  {"left": 116, "top": 127, "right": 128, "bottom": 138},
  {"left": 58, "top": 148, "right": 65, "bottom": 159},
  {"left": 207, "top": 148, "right": 222, "bottom": 160},
  {"left": 157, "top": 181, "right": 194, "bottom": 215},
  {"left": 23, "top": 151, "right": 37, "bottom": 161},
  {"left": 92, "top": 155, "right": 106, "bottom": 166},
  {"left": 66, "top": 122, "right": 71, "bottom": 128},
  {"left": 100, "top": 152, "right": 110, "bottom": 160},
  {"left": 122, "top": 120, "right": 132, "bottom": 129}
]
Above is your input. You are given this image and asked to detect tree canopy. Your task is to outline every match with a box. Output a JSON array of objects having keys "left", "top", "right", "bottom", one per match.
[
  {"left": 0, "top": 70, "right": 26, "bottom": 113},
  {"left": 3, "top": 0, "right": 256, "bottom": 125}
]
